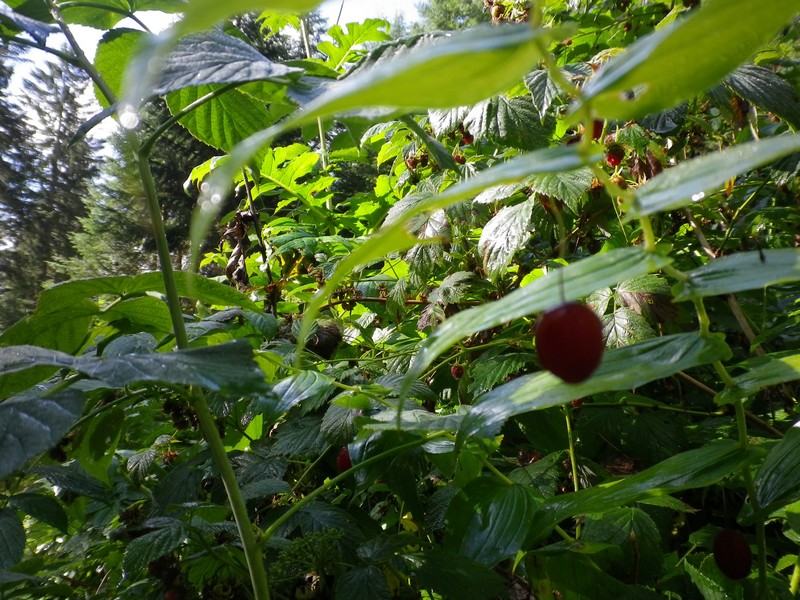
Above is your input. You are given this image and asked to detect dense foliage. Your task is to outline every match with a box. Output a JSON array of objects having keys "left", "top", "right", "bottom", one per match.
[{"left": 1, "top": 1, "right": 800, "bottom": 599}]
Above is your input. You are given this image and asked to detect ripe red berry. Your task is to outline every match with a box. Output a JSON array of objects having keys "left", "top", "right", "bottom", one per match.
[
  {"left": 453, "top": 153, "right": 466, "bottom": 164},
  {"left": 605, "top": 144, "right": 625, "bottom": 167},
  {"left": 450, "top": 364, "right": 464, "bottom": 379},
  {"left": 535, "top": 302, "right": 604, "bottom": 383},
  {"left": 461, "top": 132, "right": 474, "bottom": 145},
  {"left": 336, "top": 447, "right": 352, "bottom": 473},
  {"left": 713, "top": 529, "right": 752, "bottom": 580}
]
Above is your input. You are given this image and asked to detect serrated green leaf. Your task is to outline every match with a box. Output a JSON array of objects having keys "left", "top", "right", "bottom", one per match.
[
  {"left": 537, "top": 441, "right": 748, "bottom": 528},
  {"left": 411, "top": 550, "right": 507, "bottom": 600},
  {"left": 405, "top": 247, "right": 671, "bottom": 394},
  {"left": 239, "top": 478, "right": 291, "bottom": 501},
  {"left": 468, "top": 351, "right": 533, "bottom": 396},
  {"left": 78, "top": 406, "right": 125, "bottom": 483},
  {"left": 630, "top": 135, "right": 800, "bottom": 219},
  {"left": 8, "top": 493, "right": 68, "bottom": 533},
  {"left": 716, "top": 352, "right": 800, "bottom": 405},
  {"left": 176, "top": 0, "right": 322, "bottom": 35},
  {"left": 272, "top": 371, "right": 335, "bottom": 414},
  {"left": 166, "top": 84, "right": 275, "bottom": 152},
  {"left": 318, "top": 19, "right": 392, "bottom": 72},
  {"left": 725, "top": 64, "right": 800, "bottom": 130},
  {"left": 528, "top": 168, "right": 593, "bottom": 213},
  {"left": 334, "top": 565, "right": 391, "bottom": 600},
  {"left": 674, "top": 249, "right": 800, "bottom": 301},
  {"left": 463, "top": 95, "right": 553, "bottom": 150},
  {"left": 93, "top": 28, "right": 145, "bottom": 107},
  {"left": 0, "top": 509, "right": 25, "bottom": 570},
  {"left": 445, "top": 477, "right": 541, "bottom": 566},
  {"left": 579, "top": 0, "right": 797, "bottom": 121},
  {"left": 32, "top": 464, "right": 109, "bottom": 501},
  {"left": 0, "top": 341, "right": 267, "bottom": 394},
  {"left": 101, "top": 296, "right": 173, "bottom": 332},
  {"left": 460, "top": 332, "right": 731, "bottom": 441},
  {"left": 479, "top": 199, "right": 534, "bottom": 280},
  {"left": 524, "top": 68, "right": 562, "bottom": 120},
  {"left": 122, "top": 526, "right": 185, "bottom": 575},
  {"left": 602, "top": 306, "right": 656, "bottom": 348},
  {"left": 582, "top": 507, "right": 663, "bottom": 583},
  {"left": 0, "top": 390, "right": 85, "bottom": 479}
]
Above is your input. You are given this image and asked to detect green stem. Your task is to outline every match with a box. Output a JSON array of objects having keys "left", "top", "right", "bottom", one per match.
[
  {"left": 790, "top": 555, "right": 800, "bottom": 596},
  {"left": 563, "top": 407, "right": 582, "bottom": 539},
  {"left": 188, "top": 389, "right": 271, "bottom": 600},
  {"left": 262, "top": 432, "right": 447, "bottom": 542}
]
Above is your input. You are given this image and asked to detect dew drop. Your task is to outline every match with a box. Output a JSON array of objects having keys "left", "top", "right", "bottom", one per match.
[{"left": 691, "top": 192, "right": 705, "bottom": 202}]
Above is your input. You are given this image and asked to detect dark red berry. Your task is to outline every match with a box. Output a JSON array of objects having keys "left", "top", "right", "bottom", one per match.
[
  {"left": 451, "top": 364, "right": 464, "bottom": 379},
  {"left": 336, "top": 447, "right": 352, "bottom": 473},
  {"left": 453, "top": 153, "right": 466, "bottom": 164},
  {"left": 591, "top": 120, "right": 603, "bottom": 140},
  {"left": 713, "top": 529, "right": 752, "bottom": 580},
  {"left": 605, "top": 144, "right": 625, "bottom": 167},
  {"left": 536, "top": 302, "right": 604, "bottom": 383},
  {"left": 461, "top": 132, "right": 474, "bottom": 145}
]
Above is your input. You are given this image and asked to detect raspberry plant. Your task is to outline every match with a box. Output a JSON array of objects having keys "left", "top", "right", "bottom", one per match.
[{"left": 1, "top": 0, "right": 800, "bottom": 599}]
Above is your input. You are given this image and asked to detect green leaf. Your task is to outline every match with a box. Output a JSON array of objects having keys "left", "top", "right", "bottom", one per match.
[
  {"left": 8, "top": 493, "right": 68, "bottom": 534},
  {"left": 122, "top": 525, "right": 185, "bottom": 575},
  {"left": 751, "top": 424, "right": 800, "bottom": 521},
  {"left": 582, "top": 507, "right": 663, "bottom": 583},
  {"left": 629, "top": 135, "right": 800, "bottom": 219},
  {"left": 716, "top": 352, "right": 800, "bottom": 405},
  {"left": 445, "top": 477, "right": 541, "bottom": 566},
  {"left": 32, "top": 464, "right": 109, "bottom": 501},
  {"left": 524, "top": 68, "right": 562, "bottom": 120},
  {"left": 528, "top": 168, "right": 593, "bottom": 213},
  {"left": 0, "top": 509, "right": 25, "bottom": 570},
  {"left": 602, "top": 306, "right": 656, "bottom": 348},
  {"left": 725, "top": 64, "right": 800, "bottom": 130},
  {"left": 157, "top": 30, "right": 302, "bottom": 95},
  {"left": 460, "top": 332, "right": 730, "bottom": 441},
  {"left": 578, "top": 0, "right": 798, "bottom": 121},
  {"left": 334, "top": 565, "right": 391, "bottom": 600},
  {"left": 272, "top": 371, "right": 335, "bottom": 415},
  {"left": 166, "top": 84, "right": 274, "bottom": 151},
  {"left": 0, "top": 390, "right": 85, "bottom": 479},
  {"left": 318, "top": 19, "right": 392, "bottom": 72},
  {"left": 77, "top": 406, "right": 125, "bottom": 483},
  {"left": 36, "top": 271, "right": 261, "bottom": 314},
  {"left": 101, "top": 296, "right": 173, "bottom": 333},
  {"left": 0, "top": 341, "right": 267, "bottom": 394},
  {"left": 463, "top": 95, "right": 553, "bottom": 150},
  {"left": 537, "top": 441, "right": 749, "bottom": 528},
  {"left": 405, "top": 246, "right": 671, "bottom": 393},
  {"left": 468, "top": 351, "right": 533, "bottom": 396},
  {"left": 411, "top": 550, "right": 507, "bottom": 600},
  {"left": 0, "top": 1, "right": 54, "bottom": 43},
  {"left": 674, "top": 249, "right": 800, "bottom": 301},
  {"left": 479, "top": 199, "right": 534, "bottom": 280}
]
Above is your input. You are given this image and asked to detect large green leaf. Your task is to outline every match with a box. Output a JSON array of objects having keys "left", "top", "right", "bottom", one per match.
[
  {"left": 478, "top": 198, "right": 534, "bottom": 280},
  {"left": 716, "top": 352, "right": 800, "bottom": 406},
  {"left": 166, "top": 84, "right": 274, "bottom": 151},
  {"left": 0, "top": 341, "right": 267, "bottom": 394},
  {"left": 176, "top": 0, "right": 323, "bottom": 35},
  {"left": 445, "top": 477, "right": 541, "bottom": 566},
  {"left": 578, "top": 0, "right": 798, "bottom": 121},
  {"left": 750, "top": 424, "right": 800, "bottom": 522},
  {"left": 157, "top": 30, "right": 302, "bottom": 95},
  {"left": 536, "top": 441, "right": 749, "bottom": 529},
  {"left": 725, "top": 64, "right": 800, "bottom": 130},
  {"left": 0, "top": 389, "right": 84, "bottom": 479},
  {"left": 122, "top": 523, "right": 185, "bottom": 575},
  {"left": 629, "top": 135, "right": 800, "bottom": 219},
  {"left": 334, "top": 565, "right": 391, "bottom": 600},
  {"left": 462, "top": 95, "right": 553, "bottom": 150},
  {"left": 0, "top": 0, "right": 54, "bottom": 42},
  {"left": 404, "top": 246, "right": 671, "bottom": 393},
  {"left": 410, "top": 550, "right": 507, "bottom": 600},
  {"left": 459, "top": 332, "right": 731, "bottom": 441},
  {"left": 61, "top": 0, "right": 185, "bottom": 29},
  {"left": 8, "top": 493, "right": 68, "bottom": 534},
  {"left": 0, "top": 509, "right": 25, "bottom": 570},
  {"left": 93, "top": 28, "right": 146, "bottom": 107},
  {"left": 674, "top": 249, "right": 800, "bottom": 301},
  {"left": 36, "top": 271, "right": 262, "bottom": 314}
]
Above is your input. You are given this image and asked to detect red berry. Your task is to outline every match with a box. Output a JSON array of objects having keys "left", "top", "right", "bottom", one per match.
[
  {"left": 451, "top": 364, "right": 464, "bottom": 379},
  {"left": 605, "top": 144, "right": 625, "bottom": 167},
  {"left": 536, "top": 302, "right": 604, "bottom": 383},
  {"left": 713, "top": 529, "right": 752, "bottom": 580},
  {"left": 453, "top": 153, "right": 466, "bottom": 164},
  {"left": 591, "top": 120, "right": 603, "bottom": 140},
  {"left": 336, "top": 447, "right": 352, "bottom": 472},
  {"left": 461, "top": 132, "right": 474, "bottom": 145}
]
